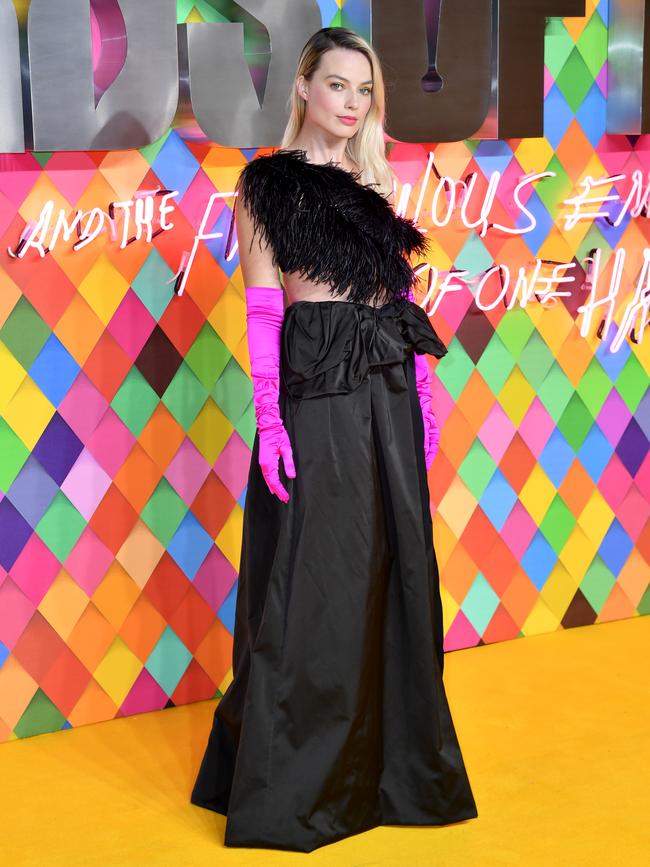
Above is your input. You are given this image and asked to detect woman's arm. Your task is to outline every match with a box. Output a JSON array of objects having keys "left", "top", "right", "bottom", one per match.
[
  {"left": 235, "top": 181, "right": 295, "bottom": 503},
  {"left": 235, "top": 190, "right": 283, "bottom": 291}
]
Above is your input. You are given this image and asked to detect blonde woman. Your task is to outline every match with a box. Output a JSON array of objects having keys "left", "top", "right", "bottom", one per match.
[{"left": 191, "top": 26, "right": 478, "bottom": 852}]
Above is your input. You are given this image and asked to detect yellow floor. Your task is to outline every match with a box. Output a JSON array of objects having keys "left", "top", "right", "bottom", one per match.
[{"left": 1, "top": 616, "right": 648, "bottom": 866}]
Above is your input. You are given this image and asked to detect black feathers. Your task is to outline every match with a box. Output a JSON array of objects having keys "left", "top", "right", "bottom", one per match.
[{"left": 235, "top": 148, "right": 431, "bottom": 306}]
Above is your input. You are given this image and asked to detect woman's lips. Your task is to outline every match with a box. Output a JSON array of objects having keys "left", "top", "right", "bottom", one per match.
[{"left": 338, "top": 116, "right": 358, "bottom": 126}]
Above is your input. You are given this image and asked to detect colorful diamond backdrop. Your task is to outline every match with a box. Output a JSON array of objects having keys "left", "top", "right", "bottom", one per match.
[{"left": 0, "top": 1, "right": 648, "bottom": 742}]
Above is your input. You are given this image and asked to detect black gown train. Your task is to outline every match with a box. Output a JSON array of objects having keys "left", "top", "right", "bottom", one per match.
[{"left": 190, "top": 296, "right": 479, "bottom": 852}]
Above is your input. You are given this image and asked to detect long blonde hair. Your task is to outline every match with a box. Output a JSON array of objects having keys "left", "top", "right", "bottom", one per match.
[{"left": 280, "top": 27, "right": 395, "bottom": 200}]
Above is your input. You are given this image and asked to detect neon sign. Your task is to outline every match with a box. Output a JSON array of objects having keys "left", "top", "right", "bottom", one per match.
[{"left": 8, "top": 151, "right": 650, "bottom": 351}]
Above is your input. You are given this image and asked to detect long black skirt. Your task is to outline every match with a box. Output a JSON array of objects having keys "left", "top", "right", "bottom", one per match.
[{"left": 190, "top": 298, "right": 478, "bottom": 852}]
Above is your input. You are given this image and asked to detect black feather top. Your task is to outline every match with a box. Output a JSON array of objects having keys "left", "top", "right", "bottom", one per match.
[{"left": 235, "top": 148, "right": 430, "bottom": 306}]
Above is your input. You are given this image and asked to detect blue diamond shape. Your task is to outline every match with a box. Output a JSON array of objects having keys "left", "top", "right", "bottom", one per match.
[
  {"left": 151, "top": 132, "right": 200, "bottom": 198},
  {"left": 598, "top": 518, "right": 633, "bottom": 575},
  {"left": 544, "top": 83, "right": 574, "bottom": 150},
  {"left": 539, "top": 428, "right": 574, "bottom": 486},
  {"left": 578, "top": 423, "right": 613, "bottom": 483},
  {"left": 29, "top": 334, "right": 80, "bottom": 407},
  {"left": 479, "top": 468, "right": 518, "bottom": 531},
  {"left": 167, "top": 511, "right": 213, "bottom": 580},
  {"left": 521, "top": 530, "right": 558, "bottom": 590}
]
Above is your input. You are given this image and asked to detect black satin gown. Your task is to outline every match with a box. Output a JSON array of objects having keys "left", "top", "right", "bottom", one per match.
[{"left": 190, "top": 298, "right": 478, "bottom": 852}]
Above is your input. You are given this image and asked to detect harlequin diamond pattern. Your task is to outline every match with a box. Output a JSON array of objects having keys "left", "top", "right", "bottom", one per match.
[{"left": 0, "top": 0, "right": 648, "bottom": 742}]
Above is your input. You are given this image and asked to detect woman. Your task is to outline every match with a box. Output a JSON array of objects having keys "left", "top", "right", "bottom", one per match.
[{"left": 190, "top": 26, "right": 478, "bottom": 852}]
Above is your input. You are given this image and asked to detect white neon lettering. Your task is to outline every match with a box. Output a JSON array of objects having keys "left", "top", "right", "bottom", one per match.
[
  {"left": 112, "top": 200, "right": 134, "bottom": 248},
  {"left": 563, "top": 174, "right": 625, "bottom": 230},
  {"left": 577, "top": 247, "right": 621, "bottom": 340},
  {"left": 74, "top": 208, "right": 106, "bottom": 250},
  {"left": 611, "top": 248, "right": 650, "bottom": 351},
  {"left": 159, "top": 191, "right": 178, "bottom": 230},
  {"left": 134, "top": 195, "right": 156, "bottom": 243}
]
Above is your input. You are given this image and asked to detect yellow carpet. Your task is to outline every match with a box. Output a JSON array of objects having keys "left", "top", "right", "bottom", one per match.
[{"left": 2, "top": 616, "right": 648, "bottom": 866}]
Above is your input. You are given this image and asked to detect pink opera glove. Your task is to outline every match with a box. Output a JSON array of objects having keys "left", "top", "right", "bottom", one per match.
[
  {"left": 245, "top": 286, "right": 296, "bottom": 503},
  {"left": 408, "top": 288, "right": 440, "bottom": 470}
]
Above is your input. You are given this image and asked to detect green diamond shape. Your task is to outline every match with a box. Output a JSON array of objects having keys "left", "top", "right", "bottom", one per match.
[
  {"left": 496, "top": 308, "right": 536, "bottom": 358},
  {"left": 36, "top": 490, "right": 86, "bottom": 562},
  {"left": 0, "top": 418, "right": 30, "bottom": 492},
  {"left": 139, "top": 129, "right": 172, "bottom": 165},
  {"left": 615, "top": 353, "right": 647, "bottom": 413},
  {"left": 576, "top": 357, "right": 612, "bottom": 416},
  {"left": 162, "top": 362, "right": 209, "bottom": 430},
  {"left": 556, "top": 45, "right": 594, "bottom": 113},
  {"left": 131, "top": 248, "right": 175, "bottom": 321},
  {"left": 518, "top": 331, "right": 555, "bottom": 390},
  {"left": 145, "top": 625, "right": 193, "bottom": 694},
  {"left": 141, "top": 478, "right": 188, "bottom": 546},
  {"left": 435, "top": 337, "right": 474, "bottom": 401},
  {"left": 186, "top": 323, "right": 230, "bottom": 390},
  {"left": 544, "top": 18, "right": 577, "bottom": 80},
  {"left": 476, "top": 332, "right": 516, "bottom": 393},
  {"left": 212, "top": 358, "right": 254, "bottom": 426},
  {"left": 0, "top": 296, "right": 51, "bottom": 369},
  {"left": 235, "top": 400, "right": 257, "bottom": 449},
  {"left": 638, "top": 582, "right": 650, "bottom": 615},
  {"left": 576, "top": 10, "right": 607, "bottom": 79},
  {"left": 32, "top": 152, "right": 54, "bottom": 169},
  {"left": 580, "top": 554, "right": 616, "bottom": 612},
  {"left": 557, "top": 391, "right": 593, "bottom": 451},
  {"left": 455, "top": 232, "right": 496, "bottom": 277},
  {"left": 537, "top": 362, "right": 574, "bottom": 422},
  {"left": 13, "top": 688, "right": 66, "bottom": 738},
  {"left": 176, "top": 0, "right": 194, "bottom": 22},
  {"left": 458, "top": 439, "right": 497, "bottom": 499},
  {"left": 111, "top": 367, "right": 159, "bottom": 436},
  {"left": 538, "top": 154, "right": 573, "bottom": 215},
  {"left": 540, "top": 493, "right": 576, "bottom": 554},
  {"left": 461, "top": 573, "right": 500, "bottom": 636}
]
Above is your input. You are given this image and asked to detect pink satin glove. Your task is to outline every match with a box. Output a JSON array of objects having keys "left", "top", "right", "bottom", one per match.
[
  {"left": 408, "top": 288, "right": 441, "bottom": 470},
  {"left": 245, "top": 286, "right": 296, "bottom": 503}
]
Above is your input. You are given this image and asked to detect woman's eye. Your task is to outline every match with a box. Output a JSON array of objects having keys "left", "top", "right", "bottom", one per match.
[{"left": 330, "top": 83, "right": 372, "bottom": 95}]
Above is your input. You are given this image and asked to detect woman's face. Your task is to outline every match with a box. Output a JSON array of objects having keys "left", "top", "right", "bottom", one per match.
[{"left": 298, "top": 47, "right": 373, "bottom": 140}]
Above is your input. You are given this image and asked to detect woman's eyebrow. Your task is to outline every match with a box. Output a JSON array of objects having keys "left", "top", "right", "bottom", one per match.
[{"left": 325, "top": 74, "right": 373, "bottom": 85}]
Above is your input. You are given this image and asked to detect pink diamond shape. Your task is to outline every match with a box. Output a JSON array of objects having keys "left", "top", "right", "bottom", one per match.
[
  {"left": 478, "top": 403, "right": 516, "bottom": 463},
  {"left": 501, "top": 500, "right": 537, "bottom": 559},
  {"left": 10, "top": 534, "right": 62, "bottom": 606},
  {"left": 597, "top": 453, "right": 633, "bottom": 511},
  {"left": 86, "top": 407, "right": 135, "bottom": 477},
  {"left": 165, "top": 438, "right": 211, "bottom": 505},
  {"left": 617, "top": 484, "right": 650, "bottom": 540},
  {"left": 106, "top": 288, "right": 156, "bottom": 360},
  {"left": 61, "top": 448, "right": 112, "bottom": 520},
  {"left": 46, "top": 153, "right": 96, "bottom": 205},
  {"left": 193, "top": 545, "right": 237, "bottom": 613},
  {"left": 178, "top": 168, "right": 226, "bottom": 231},
  {"left": 64, "top": 525, "right": 114, "bottom": 595},
  {"left": 0, "top": 154, "right": 42, "bottom": 208},
  {"left": 0, "top": 578, "right": 36, "bottom": 649},
  {"left": 58, "top": 371, "right": 109, "bottom": 442},
  {"left": 213, "top": 432, "right": 252, "bottom": 499},
  {"left": 597, "top": 390, "right": 631, "bottom": 447},
  {"left": 519, "top": 397, "right": 554, "bottom": 457}
]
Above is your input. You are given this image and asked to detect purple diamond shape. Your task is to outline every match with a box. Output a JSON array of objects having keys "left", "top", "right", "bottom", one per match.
[
  {"left": 0, "top": 498, "right": 33, "bottom": 571},
  {"left": 32, "top": 412, "right": 84, "bottom": 486},
  {"left": 616, "top": 417, "right": 649, "bottom": 478}
]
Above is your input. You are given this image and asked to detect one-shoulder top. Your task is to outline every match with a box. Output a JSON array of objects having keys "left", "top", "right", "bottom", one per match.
[{"left": 234, "top": 148, "right": 431, "bottom": 307}]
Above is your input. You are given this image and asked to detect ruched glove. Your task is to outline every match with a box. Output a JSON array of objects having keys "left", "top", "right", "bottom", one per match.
[
  {"left": 245, "top": 286, "right": 296, "bottom": 503},
  {"left": 408, "top": 288, "right": 441, "bottom": 470}
]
